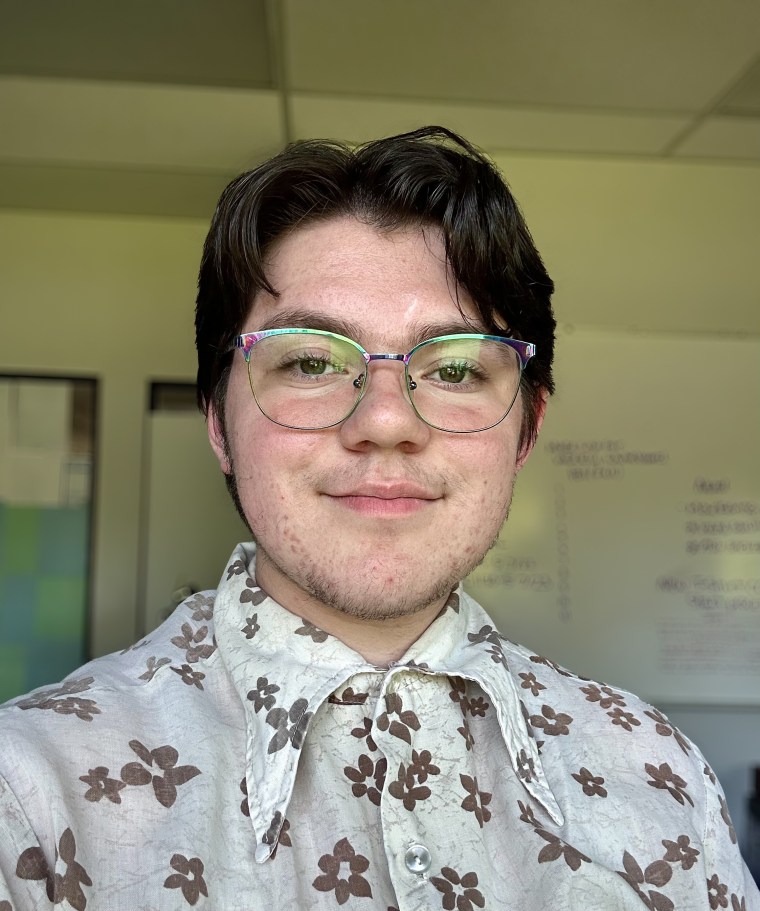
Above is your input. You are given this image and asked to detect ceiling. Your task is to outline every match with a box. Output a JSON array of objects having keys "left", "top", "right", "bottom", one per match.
[{"left": 1, "top": 0, "right": 759, "bottom": 219}]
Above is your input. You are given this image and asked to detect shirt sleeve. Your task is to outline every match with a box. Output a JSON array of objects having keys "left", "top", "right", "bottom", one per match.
[
  {"left": 699, "top": 755, "right": 760, "bottom": 911},
  {"left": 0, "top": 775, "right": 54, "bottom": 911}
]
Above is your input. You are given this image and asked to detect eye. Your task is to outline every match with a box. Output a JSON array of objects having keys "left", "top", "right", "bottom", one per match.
[
  {"left": 435, "top": 361, "right": 473, "bottom": 384},
  {"left": 296, "top": 356, "right": 333, "bottom": 376},
  {"left": 280, "top": 351, "right": 349, "bottom": 382}
]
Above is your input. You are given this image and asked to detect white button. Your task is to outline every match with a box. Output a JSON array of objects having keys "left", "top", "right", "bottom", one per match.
[{"left": 404, "top": 843, "right": 431, "bottom": 874}]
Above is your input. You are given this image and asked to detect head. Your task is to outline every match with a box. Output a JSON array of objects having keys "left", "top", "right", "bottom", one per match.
[
  {"left": 196, "top": 126, "right": 555, "bottom": 452},
  {"left": 196, "top": 127, "right": 556, "bottom": 623}
]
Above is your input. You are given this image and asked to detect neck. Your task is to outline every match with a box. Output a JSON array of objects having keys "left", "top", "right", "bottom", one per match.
[{"left": 253, "top": 549, "right": 448, "bottom": 666}]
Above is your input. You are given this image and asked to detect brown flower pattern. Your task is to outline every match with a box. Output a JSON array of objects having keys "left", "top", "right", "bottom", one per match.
[
  {"left": 516, "top": 748, "right": 536, "bottom": 783},
  {"left": 376, "top": 693, "right": 420, "bottom": 744},
  {"left": 2, "top": 542, "right": 755, "bottom": 911},
  {"left": 265, "top": 697, "right": 312, "bottom": 753},
  {"left": 164, "top": 854, "right": 208, "bottom": 905},
  {"left": 529, "top": 654, "right": 575, "bottom": 678},
  {"left": 119, "top": 740, "right": 201, "bottom": 808},
  {"left": 645, "top": 762, "right": 694, "bottom": 807},
  {"left": 239, "top": 577, "right": 266, "bottom": 605},
  {"left": 707, "top": 873, "right": 729, "bottom": 910},
  {"left": 572, "top": 767, "right": 607, "bottom": 797},
  {"left": 580, "top": 683, "right": 626, "bottom": 709},
  {"left": 518, "top": 799, "right": 591, "bottom": 872},
  {"left": 329, "top": 687, "right": 369, "bottom": 706},
  {"left": 518, "top": 671, "right": 545, "bottom": 696},
  {"left": 79, "top": 766, "right": 127, "bottom": 803},
  {"left": 139, "top": 656, "right": 171, "bottom": 681},
  {"left": 16, "top": 828, "right": 92, "bottom": 910},
  {"left": 528, "top": 704, "right": 573, "bottom": 736},
  {"left": 312, "top": 838, "right": 372, "bottom": 904},
  {"left": 241, "top": 614, "right": 260, "bottom": 639},
  {"left": 431, "top": 867, "right": 485, "bottom": 911},
  {"left": 460, "top": 774, "right": 492, "bottom": 827},
  {"left": 16, "top": 676, "right": 100, "bottom": 722},
  {"left": 662, "top": 835, "right": 700, "bottom": 871},
  {"left": 263, "top": 811, "right": 292, "bottom": 858},
  {"left": 617, "top": 849, "right": 674, "bottom": 910},
  {"left": 644, "top": 709, "right": 692, "bottom": 755},
  {"left": 608, "top": 707, "right": 641, "bottom": 732},
  {"left": 247, "top": 676, "right": 280, "bottom": 713},
  {"left": 719, "top": 796, "right": 737, "bottom": 844},
  {"left": 239, "top": 776, "right": 250, "bottom": 817},
  {"left": 295, "top": 619, "right": 329, "bottom": 643},
  {"left": 388, "top": 756, "right": 438, "bottom": 810},
  {"left": 226, "top": 558, "right": 246, "bottom": 579},
  {"left": 186, "top": 593, "right": 214, "bottom": 622},
  {"left": 170, "top": 623, "right": 216, "bottom": 664},
  {"left": 171, "top": 664, "right": 205, "bottom": 689},
  {"left": 344, "top": 754, "right": 387, "bottom": 805},
  {"left": 350, "top": 717, "right": 378, "bottom": 752}
]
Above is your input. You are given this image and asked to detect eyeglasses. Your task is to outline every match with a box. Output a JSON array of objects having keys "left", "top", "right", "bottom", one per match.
[{"left": 231, "top": 328, "right": 535, "bottom": 433}]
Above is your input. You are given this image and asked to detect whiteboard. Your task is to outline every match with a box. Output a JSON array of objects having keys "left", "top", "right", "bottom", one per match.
[{"left": 465, "top": 327, "right": 760, "bottom": 705}]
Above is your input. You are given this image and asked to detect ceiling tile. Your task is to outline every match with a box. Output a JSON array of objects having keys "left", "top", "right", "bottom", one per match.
[
  {"left": 284, "top": 0, "right": 760, "bottom": 113},
  {"left": 0, "top": 78, "right": 285, "bottom": 172},
  {"left": 291, "top": 94, "right": 691, "bottom": 156},
  {"left": 0, "top": 0, "right": 272, "bottom": 89},
  {"left": 0, "top": 162, "right": 230, "bottom": 219},
  {"left": 672, "top": 116, "right": 760, "bottom": 161}
]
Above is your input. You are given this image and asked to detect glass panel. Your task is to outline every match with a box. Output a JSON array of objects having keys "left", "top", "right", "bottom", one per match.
[{"left": 0, "top": 375, "right": 96, "bottom": 702}]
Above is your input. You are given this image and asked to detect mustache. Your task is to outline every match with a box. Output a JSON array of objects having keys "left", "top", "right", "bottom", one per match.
[{"left": 305, "top": 463, "right": 448, "bottom": 494}]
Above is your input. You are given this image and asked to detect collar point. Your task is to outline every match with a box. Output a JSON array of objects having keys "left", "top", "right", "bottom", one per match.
[{"left": 255, "top": 843, "right": 274, "bottom": 864}]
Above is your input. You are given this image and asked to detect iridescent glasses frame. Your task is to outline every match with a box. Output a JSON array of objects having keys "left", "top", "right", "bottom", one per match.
[{"left": 231, "top": 328, "right": 536, "bottom": 434}]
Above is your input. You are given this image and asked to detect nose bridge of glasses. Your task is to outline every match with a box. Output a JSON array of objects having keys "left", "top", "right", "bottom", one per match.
[
  {"left": 365, "top": 353, "right": 408, "bottom": 364},
  {"left": 355, "top": 352, "right": 416, "bottom": 402}
]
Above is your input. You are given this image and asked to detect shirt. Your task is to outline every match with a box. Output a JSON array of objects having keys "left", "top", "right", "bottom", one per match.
[{"left": 0, "top": 543, "right": 757, "bottom": 911}]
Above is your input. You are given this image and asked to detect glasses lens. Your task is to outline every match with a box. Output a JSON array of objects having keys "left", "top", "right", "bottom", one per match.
[
  {"left": 248, "top": 331, "right": 366, "bottom": 429},
  {"left": 407, "top": 337, "right": 522, "bottom": 432}
]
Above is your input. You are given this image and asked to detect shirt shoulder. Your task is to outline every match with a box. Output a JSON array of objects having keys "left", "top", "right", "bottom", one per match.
[{"left": 0, "top": 590, "right": 226, "bottom": 778}]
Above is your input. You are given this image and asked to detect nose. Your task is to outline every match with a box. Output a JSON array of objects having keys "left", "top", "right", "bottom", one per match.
[{"left": 338, "top": 360, "right": 430, "bottom": 451}]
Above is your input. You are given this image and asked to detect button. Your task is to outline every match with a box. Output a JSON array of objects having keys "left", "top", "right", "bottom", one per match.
[{"left": 404, "top": 843, "right": 431, "bottom": 874}]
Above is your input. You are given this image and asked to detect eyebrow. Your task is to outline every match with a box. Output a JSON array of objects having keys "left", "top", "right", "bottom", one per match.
[{"left": 254, "top": 308, "right": 491, "bottom": 349}]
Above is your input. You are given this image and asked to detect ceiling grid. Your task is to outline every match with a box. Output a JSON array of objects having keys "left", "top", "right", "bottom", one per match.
[{"left": 0, "top": 0, "right": 758, "bottom": 219}]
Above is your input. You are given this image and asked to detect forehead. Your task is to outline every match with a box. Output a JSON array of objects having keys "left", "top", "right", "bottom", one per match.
[{"left": 246, "top": 216, "right": 484, "bottom": 344}]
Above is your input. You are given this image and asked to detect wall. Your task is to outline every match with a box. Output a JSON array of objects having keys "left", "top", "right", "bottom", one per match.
[
  {"left": 1, "top": 151, "right": 758, "bottom": 845},
  {"left": 0, "top": 210, "right": 206, "bottom": 654}
]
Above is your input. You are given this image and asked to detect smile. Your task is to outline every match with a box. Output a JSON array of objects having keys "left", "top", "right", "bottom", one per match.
[{"left": 325, "top": 489, "right": 438, "bottom": 517}]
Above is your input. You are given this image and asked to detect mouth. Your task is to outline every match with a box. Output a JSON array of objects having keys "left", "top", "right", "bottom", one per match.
[{"left": 324, "top": 484, "right": 440, "bottom": 517}]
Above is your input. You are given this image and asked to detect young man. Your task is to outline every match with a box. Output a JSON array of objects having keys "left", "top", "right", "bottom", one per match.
[{"left": 1, "top": 128, "right": 757, "bottom": 909}]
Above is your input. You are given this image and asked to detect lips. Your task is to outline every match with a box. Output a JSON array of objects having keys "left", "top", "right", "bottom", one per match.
[
  {"left": 324, "top": 482, "right": 439, "bottom": 516},
  {"left": 327, "top": 483, "right": 438, "bottom": 500}
]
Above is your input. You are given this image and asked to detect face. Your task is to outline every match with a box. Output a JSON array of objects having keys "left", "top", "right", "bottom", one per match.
[{"left": 209, "top": 217, "right": 542, "bottom": 622}]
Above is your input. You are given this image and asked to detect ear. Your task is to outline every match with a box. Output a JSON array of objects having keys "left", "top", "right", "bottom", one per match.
[
  {"left": 515, "top": 389, "right": 548, "bottom": 471},
  {"left": 207, "top": 403, "right": 232, "bottom": 475}
]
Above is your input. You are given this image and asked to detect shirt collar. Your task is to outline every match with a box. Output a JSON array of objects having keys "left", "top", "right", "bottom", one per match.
[{"left": 213, "top": 543, "right": 562, "bottom": 860}]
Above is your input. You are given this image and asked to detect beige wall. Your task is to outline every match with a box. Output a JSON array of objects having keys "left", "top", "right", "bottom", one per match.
[
  {"left": 1, "top": 152, "right": 758, "bottom": 656},
  {"left": 0, "top": 211, "right": 206, "bottom": 654}
]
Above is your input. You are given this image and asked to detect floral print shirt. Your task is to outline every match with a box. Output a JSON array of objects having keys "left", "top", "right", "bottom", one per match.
[{"left": 0, "top": 542, "right": 757, "bottom": 910}]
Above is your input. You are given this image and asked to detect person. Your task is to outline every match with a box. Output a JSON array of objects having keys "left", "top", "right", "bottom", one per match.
[{"left": 0, "top": 127, "right": 757, "bottom": 911}]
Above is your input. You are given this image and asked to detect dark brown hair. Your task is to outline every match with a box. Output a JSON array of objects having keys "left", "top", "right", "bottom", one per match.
[{"left": 196, "top": 126, "right": 555, "bottom": 451}]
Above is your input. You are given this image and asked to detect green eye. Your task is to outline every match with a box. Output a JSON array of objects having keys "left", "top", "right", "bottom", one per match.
[
  {"left": 298, "top": 357, "right": 329, "bottom": 375},
  {"left": 438, "top": 362, "right": 470, "bottom": 384}
]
